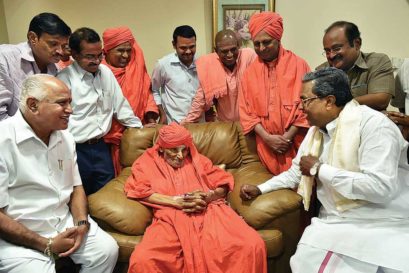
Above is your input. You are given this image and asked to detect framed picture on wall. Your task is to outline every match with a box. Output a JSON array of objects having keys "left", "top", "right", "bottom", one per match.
[{"left": 212, "top": 0, "right": 275, "bottom": 48}]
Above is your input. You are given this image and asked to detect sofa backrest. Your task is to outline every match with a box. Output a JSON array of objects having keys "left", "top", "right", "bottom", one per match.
[{"left": 120, "top": 122, "right": 260, "bottom": 169}]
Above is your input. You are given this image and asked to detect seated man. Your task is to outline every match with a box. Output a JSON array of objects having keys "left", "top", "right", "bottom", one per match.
[
  {"left": 0, "top": 12, "right": 71, "bottom": 120},
  {"left": 239, "top": 11, "right": 310, "bottom": 175},
  {"left": 317, "top": 21, "right": 394, "bottom": 111},
  {"left": 124, "top": 123, "right": 267, "bottom": 273},
  {"left": 102, "top": 26, "right": 159, "bottom": 175},
  {"left": 181, "top": 29, "right": 257, "bottom": 124},
  {"left": 241, "top": 68, "right": 409, "bottom": 273},
  {"left": 0, "top": 74, "right": 118, "bottom": 273}
]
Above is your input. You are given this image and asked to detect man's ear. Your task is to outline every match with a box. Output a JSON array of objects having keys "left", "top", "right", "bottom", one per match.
[
  {"left": 27, "top": 31, "right": 38, "bottom": 45},
  {"left": 326, "top": 95, "right": 337, "bottom": 109},
  {"left": 172, "top": 40, "right": 176, "bottom": 50},
  {"left": 353, "top": 38, "right": 362, "bottom": 50},
  {"left": 27, "top": 97, "right": 39, "bottom": 113}
]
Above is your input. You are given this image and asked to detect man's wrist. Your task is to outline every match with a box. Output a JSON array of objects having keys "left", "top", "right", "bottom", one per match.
[{"left": 75, "top": 219, "right": 90, "bottom": 229}]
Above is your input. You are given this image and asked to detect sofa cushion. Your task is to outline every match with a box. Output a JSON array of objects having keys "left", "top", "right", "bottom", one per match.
[{"left": 89, "top": 168, "right": 152, "bottom": 235}]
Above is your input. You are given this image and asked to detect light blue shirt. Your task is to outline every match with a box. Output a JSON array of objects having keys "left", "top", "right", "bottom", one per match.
[{"left": 151, "top": 52, "right": 200, "bottom": 123}]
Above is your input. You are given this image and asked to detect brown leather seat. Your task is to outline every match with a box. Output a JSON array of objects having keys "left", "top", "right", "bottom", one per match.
[{"left": 88, "top": 122, "right": 302, "bottom": 273}]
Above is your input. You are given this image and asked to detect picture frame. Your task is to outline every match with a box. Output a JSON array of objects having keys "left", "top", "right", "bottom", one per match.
[{"left": 212, "top": 0, "right": 275, "bottom": 48}]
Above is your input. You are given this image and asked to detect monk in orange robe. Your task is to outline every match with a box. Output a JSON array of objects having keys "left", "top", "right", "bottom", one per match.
[
  {"left": 239, "top": 12, "right": 310, "bottom": 175},
  {"left": 125, "top": 123, "right": 267, "bottom": 273},
  {"left": 102, "top": 26, "right": 159, "bottom": 175},
  {"left": 182, "top": 29, "right": 257, "bottom": 123}
]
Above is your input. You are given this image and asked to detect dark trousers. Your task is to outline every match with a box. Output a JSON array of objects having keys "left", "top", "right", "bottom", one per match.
[{"left": 76, "top": 140, "right": 114, "bottom": 195}]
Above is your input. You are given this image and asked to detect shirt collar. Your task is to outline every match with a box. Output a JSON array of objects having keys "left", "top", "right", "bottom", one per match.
[
  {"left": 320, "top": 117, "right": 339, "bottom": 138},
  {"left": 350, "top": 52, "right": 368, "bottom": 71},
  {"left": 170, "top": 52, "right": 197, "bottom": 69},
  {"left": 20, "top": 42, "right": 35, "bottom": 62},
  {"left": 72, "top": 61, "right": 101, "bottom": 80},
  {"left": 14, "top": 111, "right": 62, "bottom": 148}
]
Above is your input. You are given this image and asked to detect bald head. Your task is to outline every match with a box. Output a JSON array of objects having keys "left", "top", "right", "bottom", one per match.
[
  {"left": 215, "top": 29, "right": 238, "bottom": 47},
  {"left": 214, "top": 30, "right": 240, "bottom": 70}
]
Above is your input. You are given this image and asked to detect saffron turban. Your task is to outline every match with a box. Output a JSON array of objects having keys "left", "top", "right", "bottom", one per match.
[
  {"left": 249, "top": 11, "right": 283, "bottom": 41},
  {"left": 103, "top": 26, "right": 134, "bottom": 53},
  {"left": 157, "top": 122, "right": 193, "bottom": 149}
]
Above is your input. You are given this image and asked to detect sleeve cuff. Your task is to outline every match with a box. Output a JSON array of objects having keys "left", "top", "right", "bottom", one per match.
[
  {"left": 317, "top": 163, "right": 337, "bottom": 185},
  {"left": 257, "top": 179, "right": 276, "bottom": 194}
]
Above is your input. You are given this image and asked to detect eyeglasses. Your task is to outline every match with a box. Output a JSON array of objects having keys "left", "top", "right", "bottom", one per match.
[
  {"left": 79, "top": 52, "right": 104, "bottom": 61},
  {"left": 300, "top": 96, "right": 320, "bottom": 107},
  {"left": 322, "top": 45, "right": 343, "bottom": 57}
]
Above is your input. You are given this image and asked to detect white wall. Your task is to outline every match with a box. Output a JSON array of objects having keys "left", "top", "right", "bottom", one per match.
[{"left": 277, "top": 0, "right": 409, "bottom": 69}]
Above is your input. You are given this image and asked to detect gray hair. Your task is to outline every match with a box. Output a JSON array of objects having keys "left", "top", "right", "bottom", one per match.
[
  {"left": 19, "top": 74, "right": 53, "bottom": 112},
  {"left": 302, "top": 67, "right": 353, "bottom": 107}
]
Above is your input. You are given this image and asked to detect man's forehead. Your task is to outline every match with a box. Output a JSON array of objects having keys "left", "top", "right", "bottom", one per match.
[{"left": 301, "top": 81, "right": 314, "bottom": 96}]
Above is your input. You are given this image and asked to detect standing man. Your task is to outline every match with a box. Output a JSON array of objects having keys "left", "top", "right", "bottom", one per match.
[
  {"left": 239, "top": 12, "right": 310, "bottom": 175},
  {"left": 0, "top": 74, "right": 118, "bottom": 273},
  {"left": 241, "top": 68, "right": 409, "bottom": 273},
  {"left": 57, "top": 27, "right": 142, "bottom": 195},
  {"left": 151, "top": 25, "right": 200, "bottom": 124},
  {"left": 0, "top": 12, "right": 71, "bottom": 120},
  {"left": 102, "top": 26, "right": 159, "bottom": 176},
  {"left": 317, "top": 21, "right": 394, "bottom": 111},
  {"left": 181, "top": 29, "right": 257, "bottom": 124}
]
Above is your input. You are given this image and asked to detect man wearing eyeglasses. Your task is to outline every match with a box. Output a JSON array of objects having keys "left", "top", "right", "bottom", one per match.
[
  {"left": 57, "top": 27, "right": 142, "bottom": 195},
  {"left": 241, "top": 67, "right": 409, "bottom": 273},
  {"left": 0, "top": 12, "right": 71, "bottom": 121},
  {"left": 317, "top": 21, "right": 394, "bottom": 111}
]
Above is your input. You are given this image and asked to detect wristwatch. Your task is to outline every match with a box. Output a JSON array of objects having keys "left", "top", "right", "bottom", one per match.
[
  {"left": 76, "top": 220, "right": 90, "bottom": 229},
  {"left": 309, "top": 161, "right": 321, "bottom": 176}
]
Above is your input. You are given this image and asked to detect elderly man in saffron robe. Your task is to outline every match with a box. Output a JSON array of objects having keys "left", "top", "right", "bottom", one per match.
[
  {"left": 239, "top": 12, "right": 310, "bottom": 175},
  {"left": 102, "top": 26, "right": 159, "bottom": 175},
  {"left": 124, "top": 123, "right": 267, "bottom": 273}
]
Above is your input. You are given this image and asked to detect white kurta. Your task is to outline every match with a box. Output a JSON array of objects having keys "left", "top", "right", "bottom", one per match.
[{"left": 259, "top": 105, "right": 409, "bottom": 272}]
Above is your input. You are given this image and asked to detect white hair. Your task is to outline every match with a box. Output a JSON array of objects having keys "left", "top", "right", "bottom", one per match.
[{"left": 19, "top": 74, "right": 53, "bottom": 113}]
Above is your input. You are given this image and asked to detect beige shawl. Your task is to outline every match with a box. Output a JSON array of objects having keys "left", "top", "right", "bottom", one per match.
[{"left": 297, "top": 100, "right": 367, "bottom": 212}]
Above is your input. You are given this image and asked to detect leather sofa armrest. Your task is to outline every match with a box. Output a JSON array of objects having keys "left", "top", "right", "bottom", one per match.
[
  {"left": 228, "top": 162, "right": 302, "bottom": 229},
  {"left": 88, "top": 168, "right": 152, "bottom": 235}
]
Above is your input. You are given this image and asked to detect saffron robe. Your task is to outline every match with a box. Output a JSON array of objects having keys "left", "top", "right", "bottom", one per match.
[
  {"left": 239, "top": 45, "right": 310, "bottom": 175},
  {"left": 102, "top": 40, "right": 158, "bottom": 175},
  {"left": 125, "top": 149, "right": 267, "bottom": 273}
]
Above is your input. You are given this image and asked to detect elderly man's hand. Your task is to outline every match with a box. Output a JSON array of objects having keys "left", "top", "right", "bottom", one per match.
[
  {"left": 174, "top": 192, "right": 207, "bottom": 213},
  {"left": 299, "top": 155, "right": 319, "bottom": 176},
  {"left": 240, "top": 184, "right": 262, "bottom": 200}
]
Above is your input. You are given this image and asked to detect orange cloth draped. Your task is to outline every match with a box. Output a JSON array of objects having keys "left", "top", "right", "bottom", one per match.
[
  {"left": 239, "top": 45, "right": 310, "bottom": 175},
  {"left": 249, "top": 12, "right": 283, "bottom": 40},
  {"left": 101, "top": 26, "right": 158, "bottom": 176},
  {"left": 196, "top": 48, "right": 256, "bottom": 109},
  {"left": 124, "top": 124, "right": 267, "bottom": 273}
]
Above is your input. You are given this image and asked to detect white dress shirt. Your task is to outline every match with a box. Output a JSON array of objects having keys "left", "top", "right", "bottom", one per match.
[
  {"left": 57, "top": 62, "right": 142, "bottom": 143},
  {"left": 258, "top": 105, "right": 409, "bottom": 271},
  {"left": 151, "top": 52, "right": 200, "bottom": 123},
  {"left": 0, "top": 111, "right": 98, "bottom": 260}
]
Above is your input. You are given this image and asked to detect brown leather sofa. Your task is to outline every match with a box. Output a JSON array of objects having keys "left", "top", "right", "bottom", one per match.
[{"left": 88, "top": 122, "right": 302, "bottom": 273}]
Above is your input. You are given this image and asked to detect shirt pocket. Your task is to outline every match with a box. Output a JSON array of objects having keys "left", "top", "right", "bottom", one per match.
[{"left": 102, "top": 90, "right": 113, "bottom": 112}]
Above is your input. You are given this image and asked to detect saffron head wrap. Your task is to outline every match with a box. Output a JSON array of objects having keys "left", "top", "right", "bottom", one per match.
[{"left": 249, "top": 11, "right": 283, "bottom": 41}]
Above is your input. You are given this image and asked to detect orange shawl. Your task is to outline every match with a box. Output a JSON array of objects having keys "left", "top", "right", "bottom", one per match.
[{"left": 196, "top": 48, "right": 256, "bottom": 108}]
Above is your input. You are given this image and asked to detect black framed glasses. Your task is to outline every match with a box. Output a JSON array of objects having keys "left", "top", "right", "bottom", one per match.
[{"left": 300, "top": 96, "right": 320, "bottom": 107}]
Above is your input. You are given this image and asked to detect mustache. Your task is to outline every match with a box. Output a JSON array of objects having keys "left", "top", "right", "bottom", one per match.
[{"left": 329, "top": 54, "right": 342, "bottom": 62}]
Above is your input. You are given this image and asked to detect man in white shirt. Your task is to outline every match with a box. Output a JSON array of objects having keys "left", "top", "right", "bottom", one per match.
[
  {"left": 151, "top": 25, "right": 200, "bottom": 124},
  {"left": 0, "top": 12, "right": 71, "bottom": 120},
  {"left": 241, "top": 67, "right": 409, "bottom": 273},
  {"left": 0, "top": 74, "right": 118, "bottom": 273},
  {"left": 57, "top": 27, "right": 142, "bottom": 195}
]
